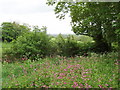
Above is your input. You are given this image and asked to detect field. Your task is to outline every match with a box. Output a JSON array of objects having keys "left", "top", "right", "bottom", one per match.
[
  {"left": 2, "top": 51, "right": 118, "bottom": 88},
  {"left": 1, "top": 2, "right": 120, "bottom": 89}
]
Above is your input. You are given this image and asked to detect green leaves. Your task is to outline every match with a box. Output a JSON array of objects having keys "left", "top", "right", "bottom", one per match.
[
  {"left": 47, "top": 2, "right": 120, "bottom": 52},
  {"left": 3, "top": 26, "right": 51, "bottom": 61},
  {"left": 1, "top": 22, "right": 30, "bottom": 42}
]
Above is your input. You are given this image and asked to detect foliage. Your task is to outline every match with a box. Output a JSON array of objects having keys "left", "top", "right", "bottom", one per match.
[
  {"left": 46, "top": 2, "right": 120, "bottom": 52},
  {"left": 56, "top": 34, "right": 79, "bottom": 57},
  {"left": 2, "top": 52, "right": 118, "bottom": 88},
  {"left": 55, "top": 34, "right": 94, "bottom": 57},
  {"left": 3, "top": 26, "right": 51, "bottom": 61},
  {"left": 1, "top": 22, "right": 30, "bottom": 42},
  {"left": 2, "top": 34, "right": 95, "bottom": 62}
]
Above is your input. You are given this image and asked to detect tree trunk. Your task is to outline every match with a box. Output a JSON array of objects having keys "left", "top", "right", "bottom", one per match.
[{"left": 93, "top": 33, "right": 112, "bottom": 53}]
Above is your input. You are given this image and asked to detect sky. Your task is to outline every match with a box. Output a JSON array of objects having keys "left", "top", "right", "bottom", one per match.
[{"left": 0, "top": 0, "right": 74, "bottom": 34}]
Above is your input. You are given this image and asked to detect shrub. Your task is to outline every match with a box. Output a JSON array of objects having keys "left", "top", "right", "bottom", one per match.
[
  {"left": 49, "top": 38, "right": 58, "bottom": 56},
  {"left": 56, "top": 34, "right": 80, "bottom": 57},
  {"left": 1, "top": 22, "right": 30, "bottom": 42},
  {"left": 77, "top": 41, "right": 95, "bottom": 56},
  {"left": 4, "top": 28, "right": 51, "bottom": 61}
]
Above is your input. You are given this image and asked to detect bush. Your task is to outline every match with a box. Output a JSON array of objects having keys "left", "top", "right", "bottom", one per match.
[
  {"left": 56, "top": 34, "right": 80, "bottom": 57},
  {"left": 1, "top": 22, "right": 30, "bottom": 42},
  {"left": 55, "top": 34, "right": 95, "bottom": 57},
  {"left": 77, "top": 41, "right": 95, "bottom": 56},
  {"left": 49, "top": 38, "right": 58, "bottom": 56},
  {"left": 4, "top": 28, "right": 51, "bottom": 61}
]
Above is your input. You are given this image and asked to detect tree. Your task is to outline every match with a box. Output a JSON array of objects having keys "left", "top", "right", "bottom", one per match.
[
  {"left": 1, "top": 22, "right": 30, "bottom": 42},
  {"left": 47, "top": 2, "right": 120, "bottom": 53}
]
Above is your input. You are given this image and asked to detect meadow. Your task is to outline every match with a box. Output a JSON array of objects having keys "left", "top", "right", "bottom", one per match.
[
  {"left": 1, "top": 32, "right": 119, "bottom": 89},
  {"left": 1, "top": 2, "right": 120, "bottom": 88},
  {"left": 2, "top": 51, "right": 118, "bottom": 88}
]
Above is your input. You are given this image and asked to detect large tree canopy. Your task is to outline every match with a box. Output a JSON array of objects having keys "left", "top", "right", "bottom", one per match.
[{"left": 47, "top": 2, "right": 120, "bottom": 53}]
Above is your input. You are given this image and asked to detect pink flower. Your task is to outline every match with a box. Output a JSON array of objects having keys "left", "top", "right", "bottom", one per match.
[
  {"left": 82, "top": 72, "right": 88, "bottom": 74},
  {"left": 74, "top": 82, "right": 78, "bottom": 86},
  {"left": 70, "top": 69, "right": 73, "bottom": 72},
  {"left": 64, "top": 82, "right": 67, "bottom": 84},
  {"left": 67, "top": 65, "right": 72, "bottom": 68},
  {"left": 56, "top": 82, "right": 59, "bottom": 85},
  {"left": 57, "top": 76, "right": 63, "bottom": 79},
  {"left": 98, "top": 85, "right": 102, "bottom": 88},
  {"left": 109, "top": 79, "right": 112, "bottom": 82},
  {"left": 59, "top": 73, "right": 65, "bottom": 76},
  {"left": 105, "top": 84, "right": 108, "bottom": 86},
  {"left": 15, "top": 84, "right": 19, "bottom": 86},
  {"left": 74, "top": 68, "right": 77, "bottom": 70},
  {"left": 72, "top": 85, "right": 76, "bottom": 88},
  {"left": 64, "top": 69, "right": 67, "bottom": 71},
  {"left": 83, "top": 75, "right": 87, "bottom": 77},
  {"left": 74, "top": 82, "right": 77, "bottom": 85},
  {"left": 80, "top": 83, "right": 83, "bottom": 87},
  {"left": 88, "top": 85, "right": 92, "bottom": 88},
  {"left": 42, "top": 85, "right": 47, "bottom": 87},
  {"left": 85, "top": 69, "right": 89, "bottom": 71}
]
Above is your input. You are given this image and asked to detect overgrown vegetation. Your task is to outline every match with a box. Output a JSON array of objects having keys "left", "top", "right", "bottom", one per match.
[
  {"left": 2, "top": 24, "right": 96, "bottom": 62},
  {"left": 2, "top": 52, "right": 118, "bottom": 88},
  {"left": 1, "top": 1, "right": 120, "bottom": 89}
]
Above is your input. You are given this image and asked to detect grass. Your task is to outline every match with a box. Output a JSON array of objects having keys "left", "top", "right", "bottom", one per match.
[{"left": 2, "top": 52, "right": 118, "bottom": 88}]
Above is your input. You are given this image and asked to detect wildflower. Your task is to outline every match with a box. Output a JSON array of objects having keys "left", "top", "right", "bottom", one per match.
[
  {"left": 74, "top": 82, "right": 78, "bottom": 86},
  {"left": 98, "top": 85, "right": 102, "bottom": 88},
  {"left": 80, "top": 83, "right": 83, "bottom": 87},
  {"left": 57, "top": 76, "right": 63, "bottom": 79},
  {"left": 83, "top": 75, "right": 87, "bottom": 77},
  {"left": 74, "top": 68, "right": 77, "bottom": 70},
  {"left": 42, "top": 85, "right": 47, "bottom": 87},
  {"left": 70, "top": 69, "right": 73, "bottom": 72},
  {"left": 15, "top": 84, "right": 19, "bottom": 86},
  {"left": 88, "top": 85, "right": 92, "bottom": 88},
  {"left": 98, "top": 79, "right": 101, "bottom": 82},
  {"left": 59, "top": 73, "right": 65, "bottom": 76},
  {"left": 34, "top": 69, "right": 37, "bottom": 71},
  {"left": 105, "top": 84, "right": 109, "bottom": 86},
  {"left": 85, "top": 69, "right": 89, "bottom": 71},
  {"left": 109, "top": 79, "right": 112, "bottom": 82},
  {"left": 64, "top": 69, "right": 67, "bottom": 71},
  {"left": 64, "top": 82, "right": 67, "bottom": 84},
  {"left": 30, "top": 65, "right": 33, "bottom": 68},
  {"left": 72, "top": 85, "right": 76, "bottom": 88},
  {"left": 56, "top": 82, "right": 59, "bottom": 85},
  {"left": 74, "top": 82, "right": 77, "bottom": 85}
]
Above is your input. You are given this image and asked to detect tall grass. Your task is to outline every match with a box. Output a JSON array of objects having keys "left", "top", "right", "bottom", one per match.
[{"left": 2, "top": 52, "right": 118, "bottom": 88}]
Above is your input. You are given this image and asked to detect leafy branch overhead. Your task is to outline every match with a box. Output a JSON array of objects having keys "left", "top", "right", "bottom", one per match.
[{"left": 47, "top": 2, "right": 120, "bottom": 52}]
